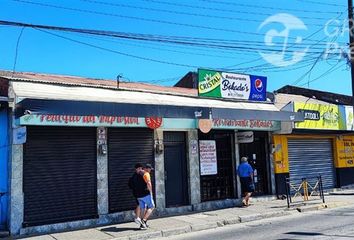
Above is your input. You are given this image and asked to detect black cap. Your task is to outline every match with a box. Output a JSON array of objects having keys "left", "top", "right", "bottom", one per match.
[
  {"left": 145, "top": 163, "right": 154, "bottom": 170},
  {"left": 135, "top": 163, "right": 143, "bottom": 169}
]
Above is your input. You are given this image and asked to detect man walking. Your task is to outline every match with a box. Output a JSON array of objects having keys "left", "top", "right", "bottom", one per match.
[
  {"left": 238, "top": 157, "right": 255, "bottom": 207},
  {"left": 137, "top": 163, "right": 155, "bottom": 229},
  {"left": 128, "top": 163, "right": 144, "bottom": 227}
]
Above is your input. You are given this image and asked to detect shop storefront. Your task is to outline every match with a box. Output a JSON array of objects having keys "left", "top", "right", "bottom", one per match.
[
  {"left": 108, "top": 127, "right": 154, "bottom": 213},
  {"left": 273, "top": 102, "right": 354, "bottom": 195},
  {"left": 2, "top": 71, "right": 302, "bottom": 236},
  {"left": 23, "top": 126, "right": 98, "bottom": 227}
]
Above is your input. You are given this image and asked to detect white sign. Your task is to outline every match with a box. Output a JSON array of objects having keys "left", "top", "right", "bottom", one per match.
[
  {"left": 237, "top": 131, "right": 254, "bottom": 143},
  {"left": 13, "top": 126, "right": 27, "bottom": 144},
  {"left": 221, "top": 72, "right": 251, "bottom": 99},
  {"left": 199, "top": 140, "right": 217, "bottom": 175},
  {"left": 345, "top": 106, "right": 354, "bottom": 131}
]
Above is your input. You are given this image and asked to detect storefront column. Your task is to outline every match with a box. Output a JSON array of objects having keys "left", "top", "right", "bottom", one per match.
[
  {"left": 268, "top": 132, "right": 276, "bottom": 194},
  {"left": 187, "top": 130, "right": 201, "bottom": 205},
  {"left": 97, "top": 127, "right": 108, "bottom": 217},
  {"left": 154, "top": 129, "right": 165, "bottom": 210},
  {"left": 9, "top": 144, "right": 24, "bottom": 235},
  {"left": 234, "top": 131, "right": 241, "bottom": 199}
]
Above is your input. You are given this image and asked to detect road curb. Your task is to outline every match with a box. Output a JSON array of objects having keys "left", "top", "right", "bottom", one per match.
[
  {"left": 161, "top": 226, "right": 192, "bottom": 237},
  {"left": 116, "top": 210, "right": 295, "bottom": 240},
  {"left": 296, "top": 201, "right": 354, "bottom": 213}
]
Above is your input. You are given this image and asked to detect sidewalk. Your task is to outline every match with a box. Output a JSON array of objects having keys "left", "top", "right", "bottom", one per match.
[{"left": 15, "top": 194, "right": 354, "bottom": 240}]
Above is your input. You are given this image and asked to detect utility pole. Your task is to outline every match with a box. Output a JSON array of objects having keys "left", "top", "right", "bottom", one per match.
[{"left": 348, "top": 0, "right": 354, "bottom": 106}]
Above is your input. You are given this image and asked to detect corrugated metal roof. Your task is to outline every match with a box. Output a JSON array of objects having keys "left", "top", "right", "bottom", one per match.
[
  {"left": 12, "top": 81, "right": 280, "bottom": 112},
  {"left": 0, "top": 70, "right": 197, "bottom": 96}
]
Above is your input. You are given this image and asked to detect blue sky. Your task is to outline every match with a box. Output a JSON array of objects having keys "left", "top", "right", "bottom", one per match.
[{"left": 0, "top": 0, "right": 351, "bottom": 95}]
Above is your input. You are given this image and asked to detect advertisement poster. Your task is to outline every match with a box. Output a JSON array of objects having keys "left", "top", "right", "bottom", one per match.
[
  {"left": 294, "top": 102, "right": 346, "bottom": 130},
  {"left": 335, "top": 136, "right": 354, "bottom": 168},
  {"left": 199, "top": 140, "right": 218, "bottom": 175},
  {"left": 198, "top": 69, "right": 267, "bottom": 101}
]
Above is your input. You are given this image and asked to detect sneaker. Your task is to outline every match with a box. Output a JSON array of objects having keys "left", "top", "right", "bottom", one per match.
[
  {"left": 143, "top": 219, "right": 149, "bottom": 228},
  {"left": 134, "top": 217, "right": 142, "bottom": 225},
  {"left": 140, "top": 222, "right": 148, "bottom": 230}
]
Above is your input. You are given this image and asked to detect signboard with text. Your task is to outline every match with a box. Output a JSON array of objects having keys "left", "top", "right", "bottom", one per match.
[
  {"left": 19, "top": 114, "right": 280, "bottom": 131},
  {"left": 237, "top": 131, "right": 254, "bottom": 143},
  {"left": 294, "top": 102, "right": 346, "bottom": 130},
  {"left": 335, "top": 136, "right": 354, "bottom": 168},
  {"left": 199, "top": 140, "right": 218, "bottom": 175},
  {"left": 198, "top": 69, "right": 267, "bottom": 101}
]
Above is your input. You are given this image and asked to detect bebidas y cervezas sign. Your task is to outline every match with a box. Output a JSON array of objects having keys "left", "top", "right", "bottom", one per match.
[{"left": 198, "top": 69, "right": 267, "bottom": 101}]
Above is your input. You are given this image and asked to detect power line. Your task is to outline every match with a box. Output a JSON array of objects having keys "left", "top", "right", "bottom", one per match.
[
  {"left": 80, "top": 0, "right": 338, "bottom": 24},
  {"left": 13, "top": 0, "right": 322, "bottom": 36},
  {"left": 299, "top": 62, "right": 347, "bottom": 87},
  {"left": 0, "top": 20, "right": 331, "bottom": 54},
  {"left": 295, "top": 0, "right": 346, "bottom": 7},
  {"left": 35, "top": 28, "right": 201, "bottom": 68},
  {"left": 12, "top": 27, "right": 25, "bottom": 75},
  {"left": 197, "top": 0, "right": 345, "bottom": 14}
]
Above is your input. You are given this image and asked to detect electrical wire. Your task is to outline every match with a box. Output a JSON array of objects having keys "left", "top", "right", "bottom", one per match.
[
  {"left": 13, "top": 0, "right": 321, "bottom": 36},
  {"left": 0, "top": 20, "right": 332, "bottom": 54},
  {"left": 35, "top": 28, "right": 202, "bottom": 68},
  {"left": 197, "top": 0, "right": 344, "bottom": 14},
  {"left": 80, "top": 0, "right": 337, "bottom": 24},
  {"left": 299, "top": 62, "right": 347, "bottom": 87},
  {"left": 12, "top": 27, "right": 25, "bottom": 75},
  {"left": 295, "top": 0, "right": 346, "bottom": 7}
]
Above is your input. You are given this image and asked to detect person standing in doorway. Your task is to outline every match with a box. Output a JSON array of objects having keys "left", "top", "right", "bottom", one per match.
[
  {"left": 137, "top": 163, "right": 155, "bottom": 229},
  {"left": 238, "top": 157, "right": 255, "bottom": 207},
  {"left": 128, "top": 163, "right": 145, "bottom": 227}
]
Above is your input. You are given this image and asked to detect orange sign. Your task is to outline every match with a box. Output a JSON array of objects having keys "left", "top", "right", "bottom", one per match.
[
  {"left": 145, "top": 117, "right": 163, "bottom": 129},
  {"left": 199, "top": 119, "right": 212, "bottom": 133}
]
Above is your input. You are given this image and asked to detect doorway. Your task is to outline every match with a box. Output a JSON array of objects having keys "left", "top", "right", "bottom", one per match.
[
  {"left": 199, "top": 130, "right": 235, "bottom": 201},
  {"left": 164, "top": 132, "right": 189, "bottom": 207},
  {"left": 239, "top": 131, "right": 269, "bottom": 195}
]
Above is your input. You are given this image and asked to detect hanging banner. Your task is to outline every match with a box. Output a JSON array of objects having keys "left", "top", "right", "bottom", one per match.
[
  {"left": 199, "top": 140, "right": 218, "bottom": 175},
  {"left": 198, "top": 69, "right": 267, "bottom": 101}
]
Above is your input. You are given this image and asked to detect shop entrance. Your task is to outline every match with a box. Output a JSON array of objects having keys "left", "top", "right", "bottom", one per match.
[
  {"left": 239, "top": 131, "right": 269, "bottom": 195},
  {"left": 199, "top": 131, "right": 235, "bottom": 202},
  {"left": 108, "top": 128, "right": 154, "bottom": 213},
  {"left": 163, "top": 132, "right": 189, "bottom": 207},
  {"left": 23, "top": 126, "right": 98, "bottom": 227}
]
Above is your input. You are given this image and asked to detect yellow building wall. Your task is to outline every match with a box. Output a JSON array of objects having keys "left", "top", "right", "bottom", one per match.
[{"left": 273, "top": 135, "right": 289, "bottom": 174}]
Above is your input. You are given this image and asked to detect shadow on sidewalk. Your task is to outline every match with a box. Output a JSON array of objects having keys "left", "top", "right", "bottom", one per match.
[{"left": 100, "top": 226, "right": 140, "bottom": 233}]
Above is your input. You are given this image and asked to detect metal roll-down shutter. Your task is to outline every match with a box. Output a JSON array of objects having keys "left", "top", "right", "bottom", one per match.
[
  {"left": 23, "top": 127, "right": 98, "bottom": 227},
  {"left": 108, "top": 128, "right": 154, "bottom": 213},
  {"left": 288, "top": 138, "right": 336, "bottom": 189}
]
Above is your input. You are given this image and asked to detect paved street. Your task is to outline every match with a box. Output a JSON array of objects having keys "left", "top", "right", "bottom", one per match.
[{"left": 163, "top": 205, "right": 354, "bottom": 240}]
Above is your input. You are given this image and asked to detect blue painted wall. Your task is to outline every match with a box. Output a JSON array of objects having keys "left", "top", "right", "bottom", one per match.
[{"left": 0, "top": 108, "right": 8, "bottom": 230}]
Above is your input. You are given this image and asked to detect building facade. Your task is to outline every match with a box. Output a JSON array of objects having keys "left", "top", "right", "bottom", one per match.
[
  {"left": 0, "top": 71, "right": 302, "bottom": 235},
  {"left": 273, "top": 90, "right": 354, "bottom": 195}
]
